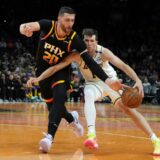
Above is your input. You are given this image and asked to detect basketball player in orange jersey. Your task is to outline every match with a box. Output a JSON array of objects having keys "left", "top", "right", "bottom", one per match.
[
  {"left": 20, "top": 7, "right": 122, "bottom": 153},
  {"left": 27, "top": 28, "right": 160, "bottom": 155}
]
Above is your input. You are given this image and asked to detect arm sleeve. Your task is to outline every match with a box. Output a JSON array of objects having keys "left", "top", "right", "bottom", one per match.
[
  {"left": 38, "top": 19, "right": 52, "bottom": 35},
  {"left": 71, "top": 34, "right": 108, "bottom": 82},
  {"left": 81, "top": 52, "right": 108, "bottom": 81}
]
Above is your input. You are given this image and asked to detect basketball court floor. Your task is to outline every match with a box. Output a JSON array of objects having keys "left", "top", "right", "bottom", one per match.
[{"left": 0, "top": 102, "right": 160, "bottom": 160}]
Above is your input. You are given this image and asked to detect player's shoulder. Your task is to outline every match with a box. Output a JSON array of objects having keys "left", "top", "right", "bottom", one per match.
[
  {"left": 96, "top": 44, "right": 104, "bottom": 54},
  {"left": 96, "top": 44, "right": 112, "bottom": 55},
  {"left": 69, "top": 31, "right": 86, "bottom": 53},
  {"left": 38, "top": 19, "right": 54, "bottom": 31},
  {"left": 69, "top": 31, "right": 84, "bottom": 47},
  {"left": 69, "top": 30, "right": 81, "bottom": 41},
  {"left": 38, "top": 19, "right": 53, "bottom": 24},
  {"left": 68, "top": 30, "right": 77, "bottom": 39}
]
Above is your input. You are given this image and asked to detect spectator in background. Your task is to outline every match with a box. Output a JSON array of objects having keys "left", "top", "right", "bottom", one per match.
[
  {"left": 143, "top": 77, "right": 151, "bottom": 96},
  {"left": 70, "top": 71, "right": 83, "bottom": 102},
  {"left": 6, "top": 74, "right": 16, "bottom": 101},
  {"left": 0, "top": 73, "right": 7, "bottom": 101}
]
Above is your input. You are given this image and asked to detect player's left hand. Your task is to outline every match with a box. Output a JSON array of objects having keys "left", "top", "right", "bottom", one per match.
[
  {"left": 26, "top": 77, "right": 39, "bottom": 87},
  {"left": 133, "top": 79, "right": 144, "bottom": 98}
]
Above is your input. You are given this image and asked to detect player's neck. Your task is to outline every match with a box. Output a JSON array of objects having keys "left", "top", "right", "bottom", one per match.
[
  {"left": 89, "top": 45, "right": 97, "bottom": 57},
  {"left": 56, "top": 23, "right": 67, "bottom": 38},
  {"left": 89, "top": 51, "right": 96, "bottom": 57}
]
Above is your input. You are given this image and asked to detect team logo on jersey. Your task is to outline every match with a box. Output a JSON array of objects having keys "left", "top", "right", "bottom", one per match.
[
  {"left": 50, "top": 34, "right": 54, "bottom": 38},
  {"left": 43, "top": 42, "right": 65, "bottom": 64},
  {"left": 71, "top": 49, "right": 77, "bottom": 52}
]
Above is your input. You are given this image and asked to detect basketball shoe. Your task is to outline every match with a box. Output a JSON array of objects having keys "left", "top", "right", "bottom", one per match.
[
  {"left": 70, "top": 111, "right": 84, "bottom": 137},
  {"left": 84, "top": 133, "right": 98, "bottom": 149},
  {"left": 39, "top": 132, "right": 53, "bottom": 153},
  {"left": 152, "top": 138, "right": 160, "bottom": 156}
]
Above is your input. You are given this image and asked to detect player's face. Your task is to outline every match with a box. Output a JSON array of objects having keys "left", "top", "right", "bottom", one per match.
[
  {"left": 59, "top": 13, "right": 75, "bottom": 34},
  {"left": 83, "top": 35, "right": 97, "bottom": 56}
]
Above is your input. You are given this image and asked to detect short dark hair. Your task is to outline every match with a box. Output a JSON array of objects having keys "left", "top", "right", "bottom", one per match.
[
  {"left": 82, "top": 28, "right": 98, "bottom": 40},
  {"left": 58, "top": 6, "right": 76, "bottom": 16}
]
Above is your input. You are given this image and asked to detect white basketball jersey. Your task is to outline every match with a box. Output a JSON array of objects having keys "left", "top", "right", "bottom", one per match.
[{"left": 79, "top": 45, "right": 117, "bottom": 82}]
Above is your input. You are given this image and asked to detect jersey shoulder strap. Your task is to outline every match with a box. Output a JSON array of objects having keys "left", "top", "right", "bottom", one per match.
[
  {"left": 41, "top": 20, "right": 55, "bottom": 40},
  {"left": 67, "top": 31, "right": 76, "bottom": 52}
]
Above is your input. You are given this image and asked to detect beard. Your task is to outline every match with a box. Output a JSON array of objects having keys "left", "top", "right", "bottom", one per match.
[{"left": 61, "top": 24, "right": 72, "bottom": 34}]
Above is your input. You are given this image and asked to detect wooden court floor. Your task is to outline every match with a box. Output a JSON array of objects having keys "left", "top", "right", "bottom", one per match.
[{"left": 0, "top": 102, "right": 160, "bottom": 160}]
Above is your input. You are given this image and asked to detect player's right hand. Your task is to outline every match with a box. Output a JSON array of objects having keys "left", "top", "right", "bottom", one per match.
[
  {"left": 133, "top": 79, "right": 144, "bottom": 98},
  {"left": 20, "top": 24, "right": 33, "bottom": 37}
]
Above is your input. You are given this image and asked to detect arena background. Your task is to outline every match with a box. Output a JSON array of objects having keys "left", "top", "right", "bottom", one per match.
[
  {"left": 0, "top": 0, "right": 160, "bottom": 103},
  {"left": 1, "top": 1, "right": 160, "bottom": 160}
]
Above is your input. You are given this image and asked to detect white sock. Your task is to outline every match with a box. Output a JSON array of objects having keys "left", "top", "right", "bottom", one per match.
[
  {"left": 84, "top": 85, "right": 101, "bottom": 136},
  {"left": 84, "top": 90, "right": 96, "bottom": 135},
  {"left": 150, "top": 133, "right": 158, "bottom": 141}
]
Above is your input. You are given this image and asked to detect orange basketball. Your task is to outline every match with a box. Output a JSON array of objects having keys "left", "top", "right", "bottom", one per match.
[{"left": 121, "top": 87, "right": 142, "bottom": 108}]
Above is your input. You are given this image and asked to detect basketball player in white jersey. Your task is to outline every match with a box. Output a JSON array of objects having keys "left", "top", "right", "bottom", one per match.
[{"left": 27, "top": 28, "right": 160, "bottom": 155}]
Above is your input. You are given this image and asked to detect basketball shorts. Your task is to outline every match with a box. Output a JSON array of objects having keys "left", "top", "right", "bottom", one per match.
[
  {"left": 85, "top": 79, "right": 121, "bottom": 104},
  {"left": 38, "top": 67, "right": 71, "bottom": 103}
]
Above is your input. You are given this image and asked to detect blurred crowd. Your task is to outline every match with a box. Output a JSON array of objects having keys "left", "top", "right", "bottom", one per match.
[{"left": 0, "top": 35, "right": 37, "bottom": 102}]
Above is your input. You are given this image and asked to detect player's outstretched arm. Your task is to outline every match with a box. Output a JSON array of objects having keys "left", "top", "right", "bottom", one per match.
[
  {"left": 102, "top": 48, "right": 144, "bottom": 97},
  {"left": 26, "top": 53, "right": 79, "bottom": 87}
]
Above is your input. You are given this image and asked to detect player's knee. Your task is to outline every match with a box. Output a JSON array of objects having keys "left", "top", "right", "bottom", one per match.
[{"left": 84, "top": 89, "right": 95, "bottom": 101}]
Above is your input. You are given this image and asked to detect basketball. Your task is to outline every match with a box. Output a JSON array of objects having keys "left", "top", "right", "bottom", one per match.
[{"left": 121, "top": 87, "right": 142, "bottom": 108}]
